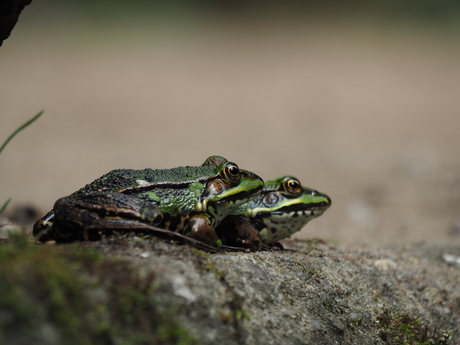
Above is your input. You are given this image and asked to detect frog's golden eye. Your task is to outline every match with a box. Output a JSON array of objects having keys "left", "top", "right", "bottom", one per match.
[
  {"left": 223, "top": 162, "right": 240, "bottom": 182},
  {"left": 284, "top": 178, "right": 302, "bottom": 196}
]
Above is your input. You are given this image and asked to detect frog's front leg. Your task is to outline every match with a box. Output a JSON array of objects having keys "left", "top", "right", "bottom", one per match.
[
  {"left": 184, "top": 215, "right": 220, "bottom": 247},
  {"left": 215, "top": 215, "right": 262, "bottom": 251}
]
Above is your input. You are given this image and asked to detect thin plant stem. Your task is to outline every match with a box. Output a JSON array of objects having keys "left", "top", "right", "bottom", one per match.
[
  {"left": 0, "top": 198, "right": 11, "bottom": 214},
  {"left": 0, "top": 110, "right": 44, "bottom": 156},
  {"left": 1, "top": 110, "right": 44, "bottom": 214}
]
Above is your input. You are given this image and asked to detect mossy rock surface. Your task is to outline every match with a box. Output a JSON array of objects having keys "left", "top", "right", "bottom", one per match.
[
  {"left": 1, "top": 233, "right": 459, "bottom": 344},
  {"left": 0, "top": 234, "right": 196, "bottom": 345}
]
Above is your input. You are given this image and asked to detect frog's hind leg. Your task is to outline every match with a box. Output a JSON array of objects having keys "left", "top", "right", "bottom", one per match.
[
  {"left": 73, "top": 216, "right": 221, "bottom": 252},
  {"left": 50, "top": 193, "right": 163, "bottom": 242}
]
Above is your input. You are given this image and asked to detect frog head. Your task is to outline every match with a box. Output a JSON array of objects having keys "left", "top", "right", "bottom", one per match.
[
  {"left": 195, "top": 158, "right": 264, "bottom": 226},
  {"left": 244, "top": 176, "right": 331, "bottom": 244}
]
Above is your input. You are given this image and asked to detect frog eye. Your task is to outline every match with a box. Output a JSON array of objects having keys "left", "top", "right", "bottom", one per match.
[
  {"left": 223, "top": 162, "right": 240, "bottom": 182},
  {"left": 284, "top": 178, "right": 302, "bottom": 196}
]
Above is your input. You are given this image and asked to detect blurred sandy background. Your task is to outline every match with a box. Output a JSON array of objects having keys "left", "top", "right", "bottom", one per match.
[{"left": 1, "top": 1, "right": 460, "bottom": 247}]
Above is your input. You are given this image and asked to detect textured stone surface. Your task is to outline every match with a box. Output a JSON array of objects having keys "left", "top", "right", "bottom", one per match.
[
  {"left": 85, "top": 237, "right": 460, "bottom": 344},
  {"left": 1, "top": 233, "right": 458, "bottom": 344}
]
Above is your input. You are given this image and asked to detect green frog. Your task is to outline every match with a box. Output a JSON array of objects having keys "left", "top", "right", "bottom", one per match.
[
  {"left": 33, "top": 156, "right": 264, "bottom": 249},
  {"left": 216, "top": 176, "right": 331, "bottom": 250}
]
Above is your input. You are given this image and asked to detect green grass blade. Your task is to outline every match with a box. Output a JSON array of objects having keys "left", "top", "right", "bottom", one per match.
[
  {"left": 0, "top": 198, "right": 11, "bottom": 214},
  {"left": 1, "top": 110, "right": 44, "bottom": 215},
  {"left": 0, "top": 110, "right": 44, "bottom": 156}
]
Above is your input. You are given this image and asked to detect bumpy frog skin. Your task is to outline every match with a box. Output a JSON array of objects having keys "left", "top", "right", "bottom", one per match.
[
  {"left": 33, "top": 156, "right": 264, "bottom": 248},
  {"left": 216, "top": 176, "right": 331, "bottom": 250}
]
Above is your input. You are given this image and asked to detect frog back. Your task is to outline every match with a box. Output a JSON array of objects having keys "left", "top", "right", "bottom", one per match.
[{"left": 74, "top": 165, "right": 221, "bottom": 194}]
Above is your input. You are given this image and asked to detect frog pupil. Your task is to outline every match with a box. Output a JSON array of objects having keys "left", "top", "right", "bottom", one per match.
[
  {"left": 228, "top": 166, "right": 239, "bottom": 176},
  {"left": 289, "top": 181, "right": 299, "bottom": 189}
]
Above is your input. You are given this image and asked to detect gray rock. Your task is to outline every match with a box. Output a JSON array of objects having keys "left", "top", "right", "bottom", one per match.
[{"left": 1, "top": 235, "right": 458, "bottom": 344}]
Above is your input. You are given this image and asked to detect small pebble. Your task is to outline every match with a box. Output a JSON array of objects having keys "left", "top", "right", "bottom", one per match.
[
  {"left": 140, "top": 252, "right": 150, "bottom": 259},
  {"left": 349, "top": 313, "right": 362, "bottom": 324},
  {"left": 374, "top": 259, "right": 397, "bottom": 271},
  {"left": 442, "top": 253, "right": 460, "bottom": 265},
  {"left": 311, "top": 320, "right": 325, "bottom": 331},
  {"left": 337, "top": 300, "right": 349, "bottom": 308},
  {"left": 330, "top": 317, "right": 346, "bottom": 331}
]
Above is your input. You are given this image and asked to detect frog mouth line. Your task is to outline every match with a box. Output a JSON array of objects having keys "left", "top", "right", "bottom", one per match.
[
  {"left": 254, "top": 203, "right": 329, "bottom": 219},
  {"left": 270, "top": 209, "right": 324, "bottom": 219},
  {"left": 201, "top": 186, "right": 263, "bottom": 207},
  {"left": 196, "top": 190, "right": 261, "bottom": 213},
  {"left": 272, "top": 201, "right": 330, "bottom": 214},
  {"left": 220, "top": 188, "right": 263, "bottom": 203},
  {"left": 216, "top": 195, "right": 258, "bottom": 210}
]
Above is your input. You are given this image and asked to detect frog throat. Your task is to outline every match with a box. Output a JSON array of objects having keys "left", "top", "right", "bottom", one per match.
[{"left": 255, "top": 204, "right": 328, "bottom": 244}]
